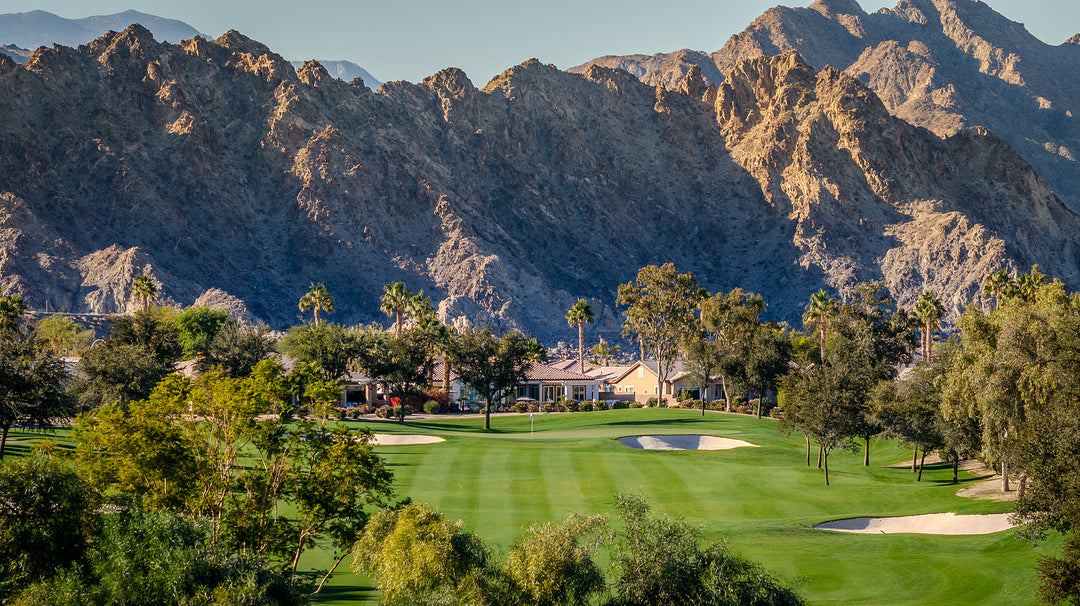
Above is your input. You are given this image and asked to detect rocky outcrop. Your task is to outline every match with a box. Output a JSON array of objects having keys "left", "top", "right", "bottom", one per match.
[
  {"left": 571, "top": 0, "right": 1080, "bottom": 212},
  {"left": 0, "top": 27, "right": 1076, "bottom": 342}
]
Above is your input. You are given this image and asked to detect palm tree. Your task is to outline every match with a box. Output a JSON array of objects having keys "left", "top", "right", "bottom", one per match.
[
  {"left": 298, "top": 283, "right": 335, "bottom": 327},
  {"left": 802, "top": 289, "right": 836, "bottom": 363},
  {"left": 380, "top": 282, "right": 415, "bottom": 337},
  {"left": 566, "top": 299, "right": 595, "bottom": 374},
  {"left": 590, "top": 338, "right": 620, "bottom": 367},
  {"left": 0, "top": 294, "right": 28, "bottom": 336},
  {"left": 912, "top": 290, "right": 945, "bottom": 364},
  {"left": 131, "top": 274, "right": 158, "bottom": 312},
  {"left": 981, "top": 269, "right": 1011, "bottom": 309}
]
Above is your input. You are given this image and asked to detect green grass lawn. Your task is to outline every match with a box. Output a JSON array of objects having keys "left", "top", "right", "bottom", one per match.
[
  {"left": 303, "top": 409, "right": 1057, "bottom": 605},
  {"left": 6, "top": 409, "right": 1058, "bottom": 605}
]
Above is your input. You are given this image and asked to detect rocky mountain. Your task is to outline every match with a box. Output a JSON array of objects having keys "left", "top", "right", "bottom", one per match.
[
  {"left": 0, "top": 25, "right": 1076, "bottom": 343},
  {"left": 0, "top": 10, "right": 382, "bottom": 89},
  {"left": 571, "top": 0, "right": 1080, "bottom": 213},
  {"left": 289, "top": 60, "right": 382, "bottom": 90}
]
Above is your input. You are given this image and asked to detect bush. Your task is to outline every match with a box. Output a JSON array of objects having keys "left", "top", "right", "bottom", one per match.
[
  {"left": 423, "top": 400, "right": 440, "bottom": 415},
  {"left": 337, "top": 407, "right": 348, "bottom": 419},
  {"left": 645, "top": 397, "right": 658, "bottom": 408},
  {"left": 375, "top": 405, "right": 394, "bottom": 419},
  {"left": 562, "top": 399, "right": 580, "bottom": 413},
  {"left": 611, "top": 401, "right": 629, "bottom": 410},
  {"left": 580, "top": 402, "right": 594, "bottom": 412},
  {"left": 630, "top": 403, "right": 644, "bottom": 409}
]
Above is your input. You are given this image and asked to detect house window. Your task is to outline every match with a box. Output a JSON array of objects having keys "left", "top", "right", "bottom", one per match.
[
  {"left": 572, "top": 385, "right": 586, "bottom": 400},
  {"left": 626, "top": 386, "right": 634, "bottom": 393},
  {"left": 638, "top": 368, "right": 644, "bottom": 378},
  {"left": 654, "top": 387, "right": 659, "bottom": 394}
]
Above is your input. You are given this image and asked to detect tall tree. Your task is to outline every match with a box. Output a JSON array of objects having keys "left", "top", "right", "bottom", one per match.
[
  {"left": 617, "top": 264, "right": 704, "bottom": 406},
  {"left": 32, "top": 315, "right": 93, "bottom": 356},
  {"left": 277, "top": 323, "right": 360, "bottom": 382},
  {"left": 744, "top": 323, "right": 791, "bottom": 419},
  {"left": 682, "top": 331, "right": 723, "bottom": 415},
  {"left": 0, "top": 334, "right": 74, "bottom": 459},
  {"left": 353, "top": 329, "right": 433, "bottom": 424},
  {"left": 298, "top": 283, "right": 334, "bottom": 328},
  {"left": 912, "top": 290, "right": 945, "bottom": 364},
  {"left": 802, "top": 289, "right": 837, "bottom": 363},
  {"left": 565, "top": 299, "right": 595, "bottom": 374},
  {"left": 380, "top": 282, "right": 415, "bottom": 337},
  {"left": 130, "top": 274, "right": 158, "bottom": 312},
  {"left": 780, "top": 361, "right": 862, "bottom": 485},
  {"left": 448, "top": 327, "right": 544, "bottom": 430},
  {"left": 700, "top": 288, "right": 764, "bottom": 409},
  {"left": 175, "top": 306, "right": 229, "bottom": 359}
]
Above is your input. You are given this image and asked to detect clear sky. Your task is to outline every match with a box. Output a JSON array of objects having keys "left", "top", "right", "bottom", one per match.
[{"left": 5, "top": 0, "right": 1078, "bottom": 85}]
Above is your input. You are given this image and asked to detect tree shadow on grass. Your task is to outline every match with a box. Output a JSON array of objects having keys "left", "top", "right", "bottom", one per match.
[{"left": 602, "top": 417, "right": 718, "bottom": 427}]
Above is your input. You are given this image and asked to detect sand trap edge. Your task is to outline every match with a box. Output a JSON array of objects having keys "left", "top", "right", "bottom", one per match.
[
  {"left": 617, "top": 434, "right": 759, "bottom": 451},
  {"left": 369, "top": 433, "right": 446, "bottom": 446},
  {"left": 813, "top": 512, "right": 1016, "bottom": 535}
]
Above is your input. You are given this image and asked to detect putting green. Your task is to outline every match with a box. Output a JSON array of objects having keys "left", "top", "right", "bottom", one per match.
[{"left": 301, "top": 409, "right": 1056, "bottom": 605}]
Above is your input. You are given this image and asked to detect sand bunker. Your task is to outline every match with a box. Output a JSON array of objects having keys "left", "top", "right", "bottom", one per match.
[
  {"left": 618, "top": 435, "right": 758, "bottom": 451},
  {"left": 814, "top": 512, "right": 1016, "bottom": 535},
  {"left": 369, "top": 433, "right": 445, "bottom": 446}
]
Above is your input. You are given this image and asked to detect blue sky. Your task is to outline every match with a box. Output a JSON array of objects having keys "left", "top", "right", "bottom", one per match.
[{"left": 5, "top": 0, "right": 1078, "bottom": 84}]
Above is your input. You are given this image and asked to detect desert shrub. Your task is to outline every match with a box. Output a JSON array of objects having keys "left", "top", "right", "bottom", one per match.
[
  {"left": 630, "top": 403, "right": 644, "bottom": 409},
  {"left": 611, "top": 401, "right": 629, "bottom": 410},
  {"left": 580, "top": 402, "right": 594, "bottom": 412},
  {"left": 563, "top": 399, "right": 579, "bottom": 413},
  {"left": 423, "top": 400, "right": 440, "bottom": 415},
  {"left": 542, "top": 403, "right": 556, "bottom": 413},
  {"left": 375, "top": 406, "right": 393, "bottom": 419},
  {"left": 645, "top": 397, "right": 658, "bottom": 408}
]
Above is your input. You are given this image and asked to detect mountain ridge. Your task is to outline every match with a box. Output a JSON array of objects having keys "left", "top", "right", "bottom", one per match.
[
  {"left": 571, "top": 0, "right": 1080, "bottom": 213},
  {"left": 0, "top": 24, "right": 1075, "bottom": 343}
]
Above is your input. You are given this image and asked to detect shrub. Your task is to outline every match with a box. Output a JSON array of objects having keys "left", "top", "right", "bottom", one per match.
[
  {"left": 541, "top": 403, "right": 556, "bottom": 413},
  {"left": 337, "top": 407, "right": 348, "bottom": 420},
  {"left": 579, "top": 402, "right": 594, "bottom": 412},
  {"left": 611, "top": 401, "right": 629, "bottom": 410},
  {"left": 563, "top": 399, "right": 580, "bottom": 413},
  {"left": 375, "top": 406, "right": 394, "bottom": 419},
  {"left": 645, "top": 397, "right": 658, "bottom": 408},
  {"left": 358, "top": 404, "right": 371, "bottom": 416},
  {"left": 423, "top": 400, "right": 440, "bottom": 415},
  {"left": 630, "top": 403, "right": 644, "bottom": 409}
]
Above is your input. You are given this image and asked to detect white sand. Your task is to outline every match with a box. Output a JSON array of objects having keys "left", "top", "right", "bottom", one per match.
[
  {"left": 617, "top": 435, "right": 759, "bottom": 451},
  {"left": 814, "top": 512, "right": 1016, "bottom": 535},
  {"left": 369, "top": 433, "right": 445, "bottom": 446}
]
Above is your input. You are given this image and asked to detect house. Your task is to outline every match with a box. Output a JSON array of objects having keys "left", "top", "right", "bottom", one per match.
[
  {"left": 514, "top": 361, "right": 599, "bottom": 403},
  {"left": 606, "top": 360, "right": 724, "bottom": 404},
  {"left": 547, "top": 360, "right": 631, "bottom": 402}
]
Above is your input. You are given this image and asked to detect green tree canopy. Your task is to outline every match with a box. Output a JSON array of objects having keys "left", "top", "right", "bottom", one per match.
[
  {"left": 175, "top": 306, "right": 229, "bottom": 359},
  {"left": 277, "top": 322, "right": 361, "bottom": 382},
  {"left": 0, "top": 334, "right": 75, "bottom": 459},
  {"left": 617, "top": 264, "right": 704, "bottom": 406},
  {"left": 447, "top": 327, "right": 544, "bottom": 430},
  {"left": 299, "top": 283, "right": 335, "bottom": 328},
  {"left": 130, "top": 274, "right": 158, "bottom": 312},
  {"left": 32, "top": 315, "right": 93, "bottom": 356}
]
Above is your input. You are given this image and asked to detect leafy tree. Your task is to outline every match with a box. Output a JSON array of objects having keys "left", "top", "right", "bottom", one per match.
[
  {"left": 32, "top": 315, "right": 93, "bottom": 356},
  {"left": 277, "top": 322, "right": 360, "bottom": 382},
  {"left": 107, "top": 306, "right": 183, "bottom": 364},
  {"left": 74, "top": 360, "right": 393, "bottom": 588},
  {"left": 353, "top": 502, "right": 494, "bottom": 606},
  {"left": 130, "top": 274, "right": 158, "bottom": 312},
  {"left": 617, "top": 264, "right": 704, "bottom": 406},
  {"left": 175, "top": 306, "right": 229, "bottom": 359},
  {"left": 780, "top": 361, "right": 862, "bottom": 485},
  {"left": 605, "top": 492, "right": 803, "bottom": 606},
  {"left": 565, "top": 299, "right": 595, "bottom": 374},
  {"left": 699, "top": 288, "right": 764, "bottom": 409},
  {"left": 298, "top": 282, "right": 334, "bottom": 328},
  {"left": 199, "top": 319, "right": 272, "bottom": 377},
  {"left": 0, "top": 294, "right": 28, "bottom": 336},
  {"left": 503, "top": 513, "right": 608, "bottom": 606},
  {"left": 872, "top": 368, "right": 945, "bottom": 481},
  {"left": 744, "top": 323, "right": 791, "bottom": 419},
  {"left": 12, "top": 507, "right": 302, "bottom": 606},
  {"left": 0, "top": 454, "right": 98, "bottom": 601},
  {"left": 682, "top": 331, "right": 723, "bottom": 415},
  {"left": 0, "top": 334, "right": 74, "bottom": 459},
  {"left": 381, "top": 282, "right": 415, "bottom": 337},
  {"left": 71, "top": 342, "right": 171, "bottom": 410},
  {"left": 448, "top": 327, "right": 544, "bottom": 430},
  {"left": 353, "top": 329, "right": 433, "bottom": 424}
]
